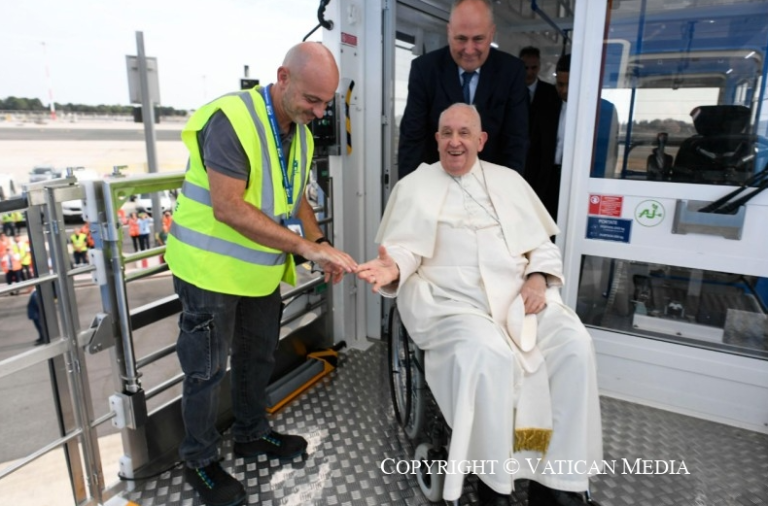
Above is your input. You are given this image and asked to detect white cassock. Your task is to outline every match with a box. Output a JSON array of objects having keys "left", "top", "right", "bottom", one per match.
[{"left": 377, "top": 160, "right": 603, "bottom": 500}]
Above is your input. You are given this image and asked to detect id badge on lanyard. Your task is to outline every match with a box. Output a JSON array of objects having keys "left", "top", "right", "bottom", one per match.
[
  {"left": 263, "top": 83, "right": 295, "bottom": 207},
  {"left": 264, "top": 85, "right": 303, "bottom": 237},
  {"left": 282, "top": 217, "right": 305, "bottom": 238}
]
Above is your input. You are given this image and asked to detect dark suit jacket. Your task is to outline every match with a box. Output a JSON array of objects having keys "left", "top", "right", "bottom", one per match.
[
  {"left": 397, "top": 46, "right": 528, "bottom": 179},
  {"left": 524, "top": 80, "right": 562, "bottom": 219}
]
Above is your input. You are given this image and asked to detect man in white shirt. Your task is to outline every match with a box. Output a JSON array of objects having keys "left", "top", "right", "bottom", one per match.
[{"left": 358, "top": 104, "right": 602, "bottom": 506}]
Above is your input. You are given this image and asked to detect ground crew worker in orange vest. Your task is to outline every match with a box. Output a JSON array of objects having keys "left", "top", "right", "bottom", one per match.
[
  {"left": 71, "top": 229, "right": 89, "bottom": 266},
  {"left": 0, "top": 232, "right": 8, "bottom": 258},
  {"left": 2, "top": 247, "right": 23, "bottom": 295},
  {"left": 81, "top": 223, "right": 94, "bottom": 249},
  {"left": 157, "top": 210, "right": 173, "bottom": 245},
  {"left": 127, "top": 212, "right": 140, "bottom": 252},
  {"left": 156, "top": 210, "right": 173, "bottom": 263}
]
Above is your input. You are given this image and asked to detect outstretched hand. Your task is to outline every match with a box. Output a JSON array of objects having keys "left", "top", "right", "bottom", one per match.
[{"left": 356, "top": 245, "right": 400, "bottom": 293}]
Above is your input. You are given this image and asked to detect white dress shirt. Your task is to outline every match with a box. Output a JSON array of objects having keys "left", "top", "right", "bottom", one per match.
[
  {"left": 555, "top": 100, "right": 567, "bottom": 165},
  {"left": 457, "top": 67, "right": 481, "bottom": 104}
]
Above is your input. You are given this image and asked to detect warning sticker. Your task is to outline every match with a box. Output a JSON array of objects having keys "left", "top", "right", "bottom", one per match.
[
  {"left": 588, "top": 195, "right": 623, "bottom": 217},
  {"left": 341, "top": 32, "right": 358, "bottom": 47}
]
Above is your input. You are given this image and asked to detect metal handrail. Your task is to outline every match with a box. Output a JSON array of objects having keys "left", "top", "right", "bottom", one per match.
[
  {"left": 0, "top": 339, "right": 68, "bottom": 381},
  {"left": 282, "top": 276, "right": 326, "bottom": 301},
  {"left": 125, "top": 262, "right": 170, "bottom": 283},
  {"left": 44, "top": 183, "right": 106, "bottom": 503},
  {"left": 144, "top": 372, "right": 184, "bottom": 401},
  {"left": 135, "top": 343, "right": 177, "bottom": 370},
  {"left": 0, "top": 427, "right": 84, "bottom": 481},
  {"left": 100, "top": 173, "right": 186, "bottom": 395},
  {"left": 91, "top": 410, "right": 117, "bottom": 428},
  {"left": 0, "top": 196, "right": 28, "bottom": 213},
  {"left": 0, "top": 272, "right": 56, "bottom": 296},
  {"left": 123, "top": 245, "right": 166, "bottom": 263}
]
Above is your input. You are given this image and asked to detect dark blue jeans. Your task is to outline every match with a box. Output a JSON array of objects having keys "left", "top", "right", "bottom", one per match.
[{"left": 173, "top": 275, "right": 282, "bottom": 468}]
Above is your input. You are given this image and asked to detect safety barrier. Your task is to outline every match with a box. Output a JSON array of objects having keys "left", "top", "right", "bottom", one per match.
[{"left": 0, "top": 167, "right": 333, "bottom": 505}]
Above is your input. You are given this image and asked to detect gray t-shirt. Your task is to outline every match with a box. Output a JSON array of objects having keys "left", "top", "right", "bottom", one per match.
[{"left": 199, "top": 87, "right": 296, "bottom": 186}]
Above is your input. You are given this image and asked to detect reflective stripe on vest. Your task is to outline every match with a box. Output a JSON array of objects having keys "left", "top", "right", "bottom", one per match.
[
  {"left": 169, "top": 221, "right": 286, "bottom": 266},
  {"left": 241, "top": 90, "right": 275, "bottom": 218}
]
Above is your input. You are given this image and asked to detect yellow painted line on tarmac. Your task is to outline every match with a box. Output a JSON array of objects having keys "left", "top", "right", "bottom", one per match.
[{"left": 102, "top": 497, "right": 141, "bottom": 506}]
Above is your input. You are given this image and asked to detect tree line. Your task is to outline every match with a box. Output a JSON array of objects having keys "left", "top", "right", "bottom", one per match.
[
  {"left": 0, "top": 96, "right": 187, "bottom": 117},
  {"left": 630, "top": 119, "right": 696, "bottom": 136}
]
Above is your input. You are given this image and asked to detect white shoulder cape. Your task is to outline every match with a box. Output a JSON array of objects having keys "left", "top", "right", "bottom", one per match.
[{"left": 376, "top": 160, "right": 559, "bottom": 258}]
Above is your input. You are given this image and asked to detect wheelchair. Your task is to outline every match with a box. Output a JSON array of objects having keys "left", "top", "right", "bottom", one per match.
[
  {"left": 387, "top": 301, "right": 603, "bottom": 506},
  {"left": 388, "top": 301, "right": 452, "bottom": 503}
]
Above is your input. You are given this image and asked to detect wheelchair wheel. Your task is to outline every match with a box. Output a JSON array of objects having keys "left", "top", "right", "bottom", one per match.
[
  {"left": 414, "top": 442, "right": 445, "bottom": 503},
  {"left": 388, "top": 304, "right": 425, "bottom": 439}
]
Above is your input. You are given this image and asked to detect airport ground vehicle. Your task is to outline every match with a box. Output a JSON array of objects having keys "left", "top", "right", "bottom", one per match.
[
  {"left": 60, "top": 167, "right": 101, "bottom": 220},
  {"left": 28, "top": 166, "right": 62, "bottom": 183},
  {"left": 0, "top": 1, "right": 766, "bottom": 505},
  {"left": 0, "top": 173, "right": 20, "bottom": 200},
  {"left": 134, "top": 191, "right": 172, "bottom": 216}
]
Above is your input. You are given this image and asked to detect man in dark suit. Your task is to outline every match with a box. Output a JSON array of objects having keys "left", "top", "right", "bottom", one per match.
[
  {"left": 397, "top": 0, "right": 528, "bottom": 180},
  {"left": 520, "top": 46, "right": 562, "bottom": 220},
  {"left": 526, "top": 54, "right": 571, "bottom": 221}
]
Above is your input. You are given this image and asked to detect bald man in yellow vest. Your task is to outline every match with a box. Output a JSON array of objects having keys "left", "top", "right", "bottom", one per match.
[{"left": 165, "top": 42, "right": 357, "bottom": 506}]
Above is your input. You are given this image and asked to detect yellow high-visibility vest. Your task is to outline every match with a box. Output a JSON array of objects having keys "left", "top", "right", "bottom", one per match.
[
  {"left": 71, "top": 233, "right": 88, "bottom": 252},
  {"left": 19, "top": 241, "right": 32, "bottom": 266},
  {"left": 165, "top": 87, "right": 312, "bottom": 296}
]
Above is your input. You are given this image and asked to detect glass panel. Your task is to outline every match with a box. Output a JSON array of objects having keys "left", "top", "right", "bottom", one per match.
[
  {"left": 594, "top": 0, "right": 768, "bottom": 186},
  {"left": 576, "top": 255, "right": 767, "bottom": 359}
]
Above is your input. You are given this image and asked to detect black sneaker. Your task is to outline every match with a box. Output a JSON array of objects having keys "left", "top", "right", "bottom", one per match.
[
  {"left": 477, "top": 479, "right": 510, "bottom": 506},
  {"left": 183, "top": 461, "right": 246, "bottom": 506},
  {"left": 234, "top": 430, "right": 308, "bottom": 460},
  {"left": 528, "top": 481, "right": 589, "bottom": 506}
]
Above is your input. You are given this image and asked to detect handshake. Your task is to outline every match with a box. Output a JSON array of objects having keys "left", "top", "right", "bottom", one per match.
[{"left": 304, "top": 241, "right": 399, "bottom": 293}]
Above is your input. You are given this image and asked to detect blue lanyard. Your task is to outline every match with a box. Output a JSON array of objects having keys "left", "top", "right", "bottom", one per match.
[{"left": 263, "top": 84, "right": 294, "bottom": 206}]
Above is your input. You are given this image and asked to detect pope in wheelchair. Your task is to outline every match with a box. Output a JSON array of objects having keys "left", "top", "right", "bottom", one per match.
[{"left": 357, "top": 104, "right": 603, "bottom": 505}]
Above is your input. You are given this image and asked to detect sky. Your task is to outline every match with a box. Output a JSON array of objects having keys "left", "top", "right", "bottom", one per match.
[
  {"left": 0, "top": 0, "right": 326, "bottom": 110},
  {"left": 602, "top": 88, "right": 720, "bottom": 126}
]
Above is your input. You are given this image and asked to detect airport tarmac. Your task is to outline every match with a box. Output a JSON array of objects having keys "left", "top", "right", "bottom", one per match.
[{"left": 0, "top": 116, "right": 189, "bottom": 184}]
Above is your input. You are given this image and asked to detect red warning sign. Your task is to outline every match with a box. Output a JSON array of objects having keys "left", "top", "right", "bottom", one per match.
[
  {"left": 588, "top": 195, "right": 623, "bottom": 217},
  {"left": 341, "top": 32, "right": 358, "bottom": 47}
]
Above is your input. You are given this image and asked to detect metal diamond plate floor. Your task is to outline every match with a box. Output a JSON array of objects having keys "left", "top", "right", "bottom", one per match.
[{"left": 125, "top": 341, "right": 768, "bottom": 506}]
